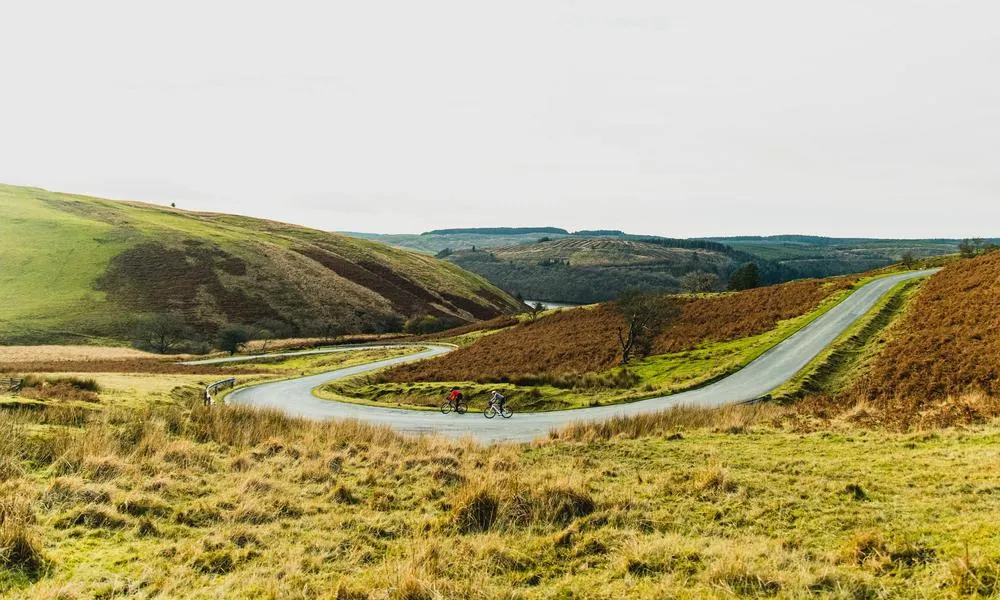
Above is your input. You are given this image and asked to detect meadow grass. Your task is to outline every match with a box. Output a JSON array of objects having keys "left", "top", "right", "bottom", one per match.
[{"left": 2, "top": 395, "right": 1000, "bottom": 598}]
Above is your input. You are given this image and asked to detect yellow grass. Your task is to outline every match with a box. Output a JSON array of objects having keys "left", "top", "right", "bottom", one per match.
[{"left": 0, "top": 345, "right": 169, "bottom": 363}]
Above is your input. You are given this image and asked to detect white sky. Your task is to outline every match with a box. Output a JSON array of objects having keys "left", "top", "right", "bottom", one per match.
[{"left": 2, "top": 1, "right": 998, "bottom": 238}]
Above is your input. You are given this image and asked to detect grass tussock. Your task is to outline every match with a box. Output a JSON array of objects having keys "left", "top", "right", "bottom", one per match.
[
  {"left": 0, "top": 496, "right": 47, "bottom": 577},
  {"left": 384, "top": 277, "right": 856, "bottom": 384},
  {"left": 451, "top": 475, "right": 596, "bottom": 533}
]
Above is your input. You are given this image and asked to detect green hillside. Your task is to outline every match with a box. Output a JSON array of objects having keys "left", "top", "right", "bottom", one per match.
[
  {"left": 448, "top": 238, "right": 745, "bottom": 303},
  {"left": 0, "top": 184, "right": 523, "bottom": 345},
  {"left": 344, "top": 229, "right": 965, "bottom": 303},
  {"left": 343, "top": 229, "right": 568, "bottom": 254}
]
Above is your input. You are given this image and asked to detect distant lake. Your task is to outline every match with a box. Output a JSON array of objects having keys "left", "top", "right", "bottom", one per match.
[{"left": 523, "top": 299, "right": 581, "bottom": 310}]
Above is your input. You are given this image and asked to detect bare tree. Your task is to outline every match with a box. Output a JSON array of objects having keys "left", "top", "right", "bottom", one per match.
[
  {"left": 615, "top": 291, "right": 680, "bottom": 364},
  {"left": 679, "top": 271, "right": 721, "bottom": 294},
  {"left": 133, "top": 314, "right": 190, "bottom": 354},
  {"left": 900, "top": 251, "right": 917, "bottom": 269},
  {"left": 245, "top": 326, "right": 275, "bottom": 354}
]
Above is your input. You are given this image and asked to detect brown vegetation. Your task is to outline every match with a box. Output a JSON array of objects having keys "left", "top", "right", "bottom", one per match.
[
  {"left": 785, "top": 253, "right": 1000, "bottom": 429},
  {"left": 849, "top": 252, "right": 1000, "bottom": 401},
  {"left": 386, "top": 277, "right": 856, "bottom": 383}
]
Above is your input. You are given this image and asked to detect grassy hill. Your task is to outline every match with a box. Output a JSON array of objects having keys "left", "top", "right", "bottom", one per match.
[
  {"left": 703, "top": 235, "right": 961, "bottom": 272},
  {"left": 446, "top": 237, "right": 756, "bottom": 303},
  {"left": 0, "top": 184, "right": 523, "bottom": 346},
  {"left": 343, "top": 228, "right": 569, "bottom": 255}
]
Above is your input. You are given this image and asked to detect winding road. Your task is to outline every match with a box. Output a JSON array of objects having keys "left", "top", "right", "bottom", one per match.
[{"left": 226, "top": 270, "right": 937, "bottom": 443}]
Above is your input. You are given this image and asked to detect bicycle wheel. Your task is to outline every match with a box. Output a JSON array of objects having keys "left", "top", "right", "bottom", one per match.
[
  {"left": 440, "top": 401, "right": 453, "bottom": 415},
  {"left": 484, "top": 406, "right": 496, "bottom": 419},
  {"left": 500, "top": 407, "right": 513, "bottom": 419},
  {"left": 456, "top": 402, "right": 467, "bottom": 415}
]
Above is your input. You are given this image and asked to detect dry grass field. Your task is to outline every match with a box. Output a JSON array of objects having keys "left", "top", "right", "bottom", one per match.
[
  {"left": 0, "top": 346, "right": 168, "bottom": 363},
  {"left": 3, "top": 396, "right": 1000, "bottom": 599}
]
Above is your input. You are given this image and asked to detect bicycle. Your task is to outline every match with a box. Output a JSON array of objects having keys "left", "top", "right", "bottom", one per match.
[
  {"left": 440, "top": 395, "right": 467, "bottom": 415},
  {"left": 484, "top": 398, "right": 513, "bottom": 419}
]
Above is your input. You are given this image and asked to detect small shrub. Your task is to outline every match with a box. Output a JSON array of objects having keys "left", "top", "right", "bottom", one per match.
[
  {"left": 116, "top": 494, "right": 171, "bottom": 518},
  {"left": 334, "top": 581, "right": 371, "bottom": 600},
  {"left": 332, "top": 484, "right": 358, "bottom": 505},
  {"left": 40, "top": 478, "right": 112, "bottom": 509},
  {"left": 532, "top": 483, "right": 596, "bottom": 526},
  {"left": 693, "top": 465, "right": 739, "bottom": 495},
  {"left": 841, "top": 530, "right": 889, "bottom": 565},
  {"left": 841, "top": 483, "right": 869, "bottom": 501},
  {"left": 136, "top": 517, "right": 159, "bottom": 537},
  {"left": 452, "top": 487, "right": 502, "bottom": 534}
]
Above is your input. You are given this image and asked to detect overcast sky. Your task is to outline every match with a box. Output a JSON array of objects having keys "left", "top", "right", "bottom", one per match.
[{"left": 2, "top": 1, "right": 998, "bottom": 238}]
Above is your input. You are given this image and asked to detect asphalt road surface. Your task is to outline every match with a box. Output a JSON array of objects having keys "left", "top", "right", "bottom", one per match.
[{"left": 227, "top": 269, "right": 937, "bottom": 443}]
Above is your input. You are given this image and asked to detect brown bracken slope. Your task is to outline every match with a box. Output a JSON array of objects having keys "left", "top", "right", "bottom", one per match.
[
  {"left": 387, "top": 277, "right": 856, "bottom": 383},
  {"left": 848, "top": 252, "right": 1000, "bottom": 403}
]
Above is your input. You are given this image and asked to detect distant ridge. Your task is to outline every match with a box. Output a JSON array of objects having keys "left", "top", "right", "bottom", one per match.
[{"left": 422, "top": 227, "right": 568, "bottom": 236}]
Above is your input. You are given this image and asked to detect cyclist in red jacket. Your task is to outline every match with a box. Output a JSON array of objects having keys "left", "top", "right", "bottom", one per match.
[{"left": 447, "top": 387, "right": 463, "bottom": 411}]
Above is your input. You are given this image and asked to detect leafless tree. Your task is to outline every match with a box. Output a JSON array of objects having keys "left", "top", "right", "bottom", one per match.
[
  {"left": 133, "top": 314, "right": 190, "bottom": 354},
  {"left": 679, "top": 271, "right": 721, "bottom": 294},
  {"left": 615, "top": 291, "right": 680, "bottom": 364}
]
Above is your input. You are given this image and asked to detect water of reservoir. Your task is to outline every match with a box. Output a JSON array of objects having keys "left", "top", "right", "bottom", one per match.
[{"left": 523, "top": 299, "right": 581, "bottom": 310}]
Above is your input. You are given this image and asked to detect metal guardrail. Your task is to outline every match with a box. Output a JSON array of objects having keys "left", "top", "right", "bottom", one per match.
[
  {"left": 2, "top": 377, "right": 24, "bottom": 394},
  {"left": 204, "top": 378, "right": 236, "bottom": 405}
]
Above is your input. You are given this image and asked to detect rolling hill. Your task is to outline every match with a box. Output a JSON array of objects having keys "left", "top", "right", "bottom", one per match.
[
  {"left": 344, "top": 228, "right": 967, "bottom": 303},
  {"left": 447, "top": 237, "right": 749, "bottom": 303},
  {"left": 0, "top": 184, "right": 523, "bottom": 345},
  {"left": 343, "top": 227, "right": 569, "bottom": 254}
]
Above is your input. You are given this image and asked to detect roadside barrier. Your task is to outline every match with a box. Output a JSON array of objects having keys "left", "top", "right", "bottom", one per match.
[
  {"left": 204, "top": 378, "right": 236, "bottom": 406},
  {"left": 2, "top": 377, "right": 24, "bottom": 393}
]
